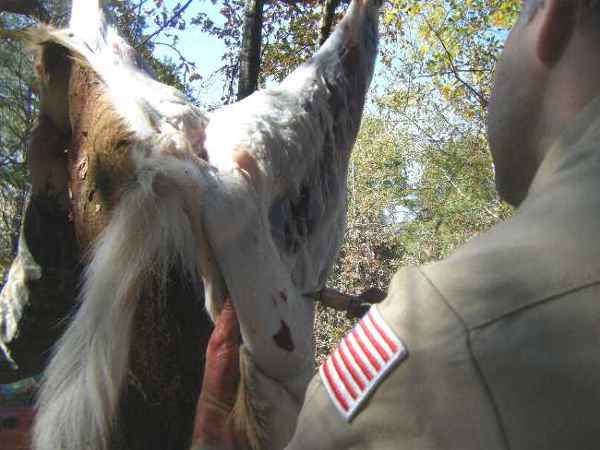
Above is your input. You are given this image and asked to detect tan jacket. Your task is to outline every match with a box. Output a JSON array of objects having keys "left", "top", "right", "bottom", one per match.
[{"left": 286, "top": 98, "right": 600, "bottom": 450}]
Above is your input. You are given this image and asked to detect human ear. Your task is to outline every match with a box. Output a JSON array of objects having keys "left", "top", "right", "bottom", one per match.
[{"left": 536, "top": 0, "right": 576, "bottom": 65}]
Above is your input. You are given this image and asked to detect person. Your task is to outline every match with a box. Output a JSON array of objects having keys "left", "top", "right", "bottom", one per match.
[{"left": 192, "top": 0, "right": 600, "bottom": 448}]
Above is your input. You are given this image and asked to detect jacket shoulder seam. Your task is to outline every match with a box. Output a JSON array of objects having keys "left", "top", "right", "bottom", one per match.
[
  {"left": 416, "top": 267, "right": 512, "bottom": 450},
  {"left": 472, "top": 279, "right": 600, "bottom": 331}
]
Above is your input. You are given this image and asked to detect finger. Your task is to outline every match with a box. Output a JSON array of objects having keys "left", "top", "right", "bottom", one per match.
[
  {"left": 193, "top": 298, "right": 241, "bottom": 448},
  {"left": 205, "top": 298, "right": 241, "bottom": 393},
  {"left": 209, "top": 297, "right": 240, "bottom": 350}
]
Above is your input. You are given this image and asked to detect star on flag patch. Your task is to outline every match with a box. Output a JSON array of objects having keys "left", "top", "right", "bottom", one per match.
[{"left": 319, "top": 305, "right": 408, "bottom": 421}]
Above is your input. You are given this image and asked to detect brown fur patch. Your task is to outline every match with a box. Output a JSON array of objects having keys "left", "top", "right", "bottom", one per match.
[
  {"left": 66, "top": 63, "right": 136, "bottom": 251},
  {"left": 58, "top": 62, "right": 214, "bottom": 450}
]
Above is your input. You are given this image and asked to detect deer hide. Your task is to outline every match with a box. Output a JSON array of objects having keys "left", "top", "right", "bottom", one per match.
[{"left": 0, "top": 1, "right": 382, "bottom": 449}]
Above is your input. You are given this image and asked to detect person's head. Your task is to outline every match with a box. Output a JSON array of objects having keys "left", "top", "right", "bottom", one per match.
[{"left": 488, "top": 0, "right": 600, "bottom": 206}]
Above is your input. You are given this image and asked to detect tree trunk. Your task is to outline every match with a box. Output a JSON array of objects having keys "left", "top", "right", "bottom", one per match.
[
  {"left": 318, "top": 0, "right": 340, "bottom": 47},
  {"left": 237, "top": 0, "right": 264, "bottom": 101}
]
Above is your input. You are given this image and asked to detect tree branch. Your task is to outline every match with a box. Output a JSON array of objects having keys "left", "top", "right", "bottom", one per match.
[
  {"left": 425, "top": 20, "right": 489, "bottom": 108},
  {"left": 136, "top": 0, "right": 194, "bottom": 49},
  {"left": 439, "top": 168, "right": 500, "bottom": 220}
]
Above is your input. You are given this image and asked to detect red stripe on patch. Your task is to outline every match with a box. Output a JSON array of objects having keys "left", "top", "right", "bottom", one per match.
[
  {"left": 323, "top": 360, "right": 350, "bottom": 411},
  {"left": 331, "top": 351, "right": 358, "bottom": 400},
  {"left": 339, "top": 344, "right": 366, "bottom": 390},
  {"left": 367, "top": 311, "right": 399, "bottom": 353},
  {"left": 359, "top": 320, "right": 390, "bottom": 363},
  {"left": 344, "top": 336, "right": 374, "bottom": 381},
  {"left": 352, "top": 329, "right": 381, "bottom": 371}
]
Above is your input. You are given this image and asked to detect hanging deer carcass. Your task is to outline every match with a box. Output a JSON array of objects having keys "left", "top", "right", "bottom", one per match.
[{"left": 0, "top": 1, "right": 382, "bottom": 449}]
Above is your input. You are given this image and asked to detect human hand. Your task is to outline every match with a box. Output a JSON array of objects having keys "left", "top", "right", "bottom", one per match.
[{"left": 191, "top": 298, "right": 241, "bottom": 450}]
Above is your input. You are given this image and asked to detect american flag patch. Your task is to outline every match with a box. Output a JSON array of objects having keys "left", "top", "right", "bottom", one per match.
[{"left": 319, "top": 305, "right": 407, "bottom": 422}]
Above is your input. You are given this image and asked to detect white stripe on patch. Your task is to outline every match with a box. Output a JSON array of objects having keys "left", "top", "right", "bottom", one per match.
[
  {"left": 346, "top": 332, "right": 377, "bottom": 377},
  {"left": 364, "top": 313, "right": 393, "bottom": 355},
  {"left": 333, "top": 351, "right": 362, "bottom": 397},
  {"left": 319, "top": 305, "right": 408, "bottom": 421},
  {"left": 354, "top": 324, "right": 386, "bottom": 368},
  {"left": 339, "top": 340, "right": 370, "bottom": 388}
]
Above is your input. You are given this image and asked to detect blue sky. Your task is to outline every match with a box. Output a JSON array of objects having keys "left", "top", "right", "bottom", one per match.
[
  {"left": 150, "top": 1, "right": 386, "bottom": 108},
  {"left": 149, "top": 2, "right": 508, "bottom": 110},
  {"left": 152, "top": 1, "right": 228, "bottom": 106}
]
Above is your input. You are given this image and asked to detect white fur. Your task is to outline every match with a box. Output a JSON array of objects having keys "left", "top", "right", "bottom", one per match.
[
  {"left": 33, "top": 155, "right": 206, "bottom": 450},
  {"left": 31, "top": 3, "right": 216, "bottom": 447},
  {"left": 31, "top": 0, "right": 382, "bottom": 449},
  {"left": 0, "top": 222, "right": 42, "bottom": 367}
]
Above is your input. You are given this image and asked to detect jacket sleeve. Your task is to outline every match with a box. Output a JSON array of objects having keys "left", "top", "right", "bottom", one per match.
[{"left": 285, "top": 267, "right": 507, "bottom": 450}]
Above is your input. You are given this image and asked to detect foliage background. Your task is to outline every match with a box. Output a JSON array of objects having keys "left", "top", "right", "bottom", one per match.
[{"left": 0, "top": 0, "right": 520, "bottom": 361}]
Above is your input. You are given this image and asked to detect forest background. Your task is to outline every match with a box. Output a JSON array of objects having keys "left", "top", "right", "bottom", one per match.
[{"left": 0, "top": 0, "right": 519, "bottom": 363}]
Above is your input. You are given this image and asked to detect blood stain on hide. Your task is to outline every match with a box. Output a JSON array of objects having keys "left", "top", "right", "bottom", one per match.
[
  {"left": 273, "top": 320, "right": 295, "bottom": 352},
  {"left": 280, "top": 291, "right": 288, "bottom": 303}
]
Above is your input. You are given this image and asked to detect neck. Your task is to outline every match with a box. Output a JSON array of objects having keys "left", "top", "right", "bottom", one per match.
[{"left": 536, "top": 30, "right": 600, "bottom": 160}]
